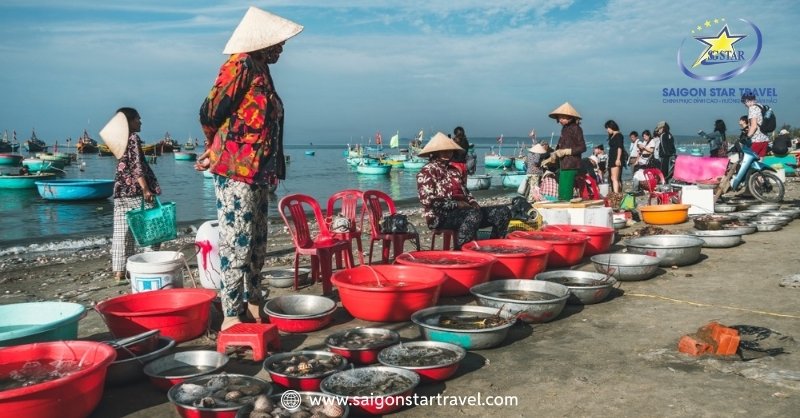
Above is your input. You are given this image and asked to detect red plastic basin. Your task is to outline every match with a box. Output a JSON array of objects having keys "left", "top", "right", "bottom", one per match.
[
  {"left": 394, "top": 251, "right": 497, "bottom": 296},
  {"left": 0, "top": 341, "right": 116, "bottom": 418},
  {"left": 331, "top": 265, "right": 445, "bottom": 322},
  {"left": 461, "top": 239, "right": 553, "bottom": 280},
  {"left": 95, "top": 289, "right": 217, "bottom": 343},
  {"left": 507, "top": 231, "right": 589, "bottom": 267},
  {"left": 542, "top": 224, "right": 615, "bottom": 256}
]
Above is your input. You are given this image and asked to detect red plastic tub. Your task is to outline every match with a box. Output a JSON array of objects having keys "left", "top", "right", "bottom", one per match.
[
  {"left": 461, "top": 239, "right": 553, "bottom": 280},
  {"left": 395, "top": 251, "right": 497, "bottom": 296},
  {"left": 331, "top": 265, "right": 445, "bottom": 322},
  {"left": 507, "top": 231, "right": 589, "bottom": 267},
  {"left": 0, "top": 341, "right": 116, "bottom": 418},
  {"left": 542, "top": 224, "right": 615, "bottom": 256},
  {"left": 95, "top": 288, "right": 217, "bottom": 343}
]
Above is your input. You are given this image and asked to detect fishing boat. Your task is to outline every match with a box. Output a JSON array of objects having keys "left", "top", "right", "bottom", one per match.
[
  {"left": 364, "top": 131, "right": 384, "bottom": 153},
  {"left": 22, "top": 158, "right": 66, "bottom": 172},
  {"left": 484, "top": 154, "right": 512, "bottom": 169},
  {"left": 347, "top": 156, "right": 380, "bottom": 166},
  {"left": 356, "top": 163, "right": 392, "bottom": 175},
  {"left": 0, "top": 153, "right": 24, "bottom": 166},
  {"left": 304, "top": 150, "right": 315, "bottom": 156},
  {"left": 36, "top": 152, "right": 71, "bottom": 166},
  {"left": 35, "top": 179, "right": 114, "bottom": 201},
  {"left": 0, "top": 172, "right": 58, "bottom": 189},
  {"left": 23, "top": 129, "right": 48, "bottom": 153},
  {"left": 98, "top": 144, "right": 114, "bottom": 156},
  {"left": 157, "top": 132, "right": 180, "bottom": 153},
  {"left": 76, "top": 130, "right": 99, "bottom": 154},
  {"left": 173, "top": 151, "right": 197, "bottom": 161},
  {"left": 466, "top": 174, "right": 492, "bottom": 191},
  {"left": 142, "top": 143, "right": 160, "bottom": 156},
  {"left": 401, "top": 158, "right": 426, "bottom": 170},
  {"left": 513, "top": 157, "right": 526, "bottom": 172},
  {"left": 0, "top": 130, "right": 19, "bottom": 153},
  {"left": 500, "top": 173, "right": 528, "bottom": 188},
  {"left": 183, "top": 137, "right": 198, "bottom": 151}
]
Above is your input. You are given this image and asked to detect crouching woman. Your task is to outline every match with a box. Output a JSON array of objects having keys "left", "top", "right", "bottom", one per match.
[{"left": 416, "top": 133, "right": 511, "bottom": 250}]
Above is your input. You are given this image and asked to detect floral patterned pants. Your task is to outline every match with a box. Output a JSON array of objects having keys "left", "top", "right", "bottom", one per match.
[
  {"left": 434, "top": 205, "right": 512, "bottom": 249},
  {"left": 214, "top": 176, "right": 270, "bottom": 317}
]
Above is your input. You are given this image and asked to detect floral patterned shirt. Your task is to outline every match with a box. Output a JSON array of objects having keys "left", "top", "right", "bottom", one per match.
[
  {"left": 113, "top": 133, "right": 161, "bottom": 198},
  {"left": 416, "top": 159, "right": 477, "bottom": 228},
  {"left": 200, "top": 53, "right": 286, "bottom": 185}
]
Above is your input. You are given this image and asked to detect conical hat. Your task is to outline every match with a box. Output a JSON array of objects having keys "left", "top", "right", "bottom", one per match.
[
  {"left": 223, "top": 7, "right": 304, "bottom": 54},
  {"left": 548, "top": 102, "right": 582, "bottom": 119},
  {"left": 528, "top": 143, "right": 547, "bottom": 153},
  {"left": 418, "top": 132, "right": 466, "bottom": 157},
  {"left": 98, "top": 112, "right": 129, "bottom": 159}
]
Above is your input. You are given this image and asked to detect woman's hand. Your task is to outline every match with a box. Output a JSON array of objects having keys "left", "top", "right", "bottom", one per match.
[
  {"left": 142, "top": 188, "right": 154, "bottom": 203},
  {"left": 195, "top": 151, "right": 211, "bottom": 171}
]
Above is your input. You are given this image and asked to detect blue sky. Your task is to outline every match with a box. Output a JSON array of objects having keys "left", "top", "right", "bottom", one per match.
[{"left": 0, "top": 0, "right": 797, "bottom": 145}]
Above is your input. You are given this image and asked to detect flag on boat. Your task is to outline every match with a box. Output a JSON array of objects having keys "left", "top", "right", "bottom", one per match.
[
  {"left": 497, "top": 134, "right": 504, "bottom": 144},
  {"left": 375, "top": 131, "right": 382, "bottom": 145},
  {"left": 390, "top": 131, "right": 399, "bottom": 148}
]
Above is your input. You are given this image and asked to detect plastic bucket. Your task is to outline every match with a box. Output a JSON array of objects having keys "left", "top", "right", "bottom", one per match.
[
  {"left": 194, "top": 220, "right": 223, "bottom": 289},
  {"left": 0, "top": 341, "right": 116, "bottom": 418},
  {"left": 558, "top": 168, "right": 577, "bottom": 200},
  {"left": 127, "top": 251, "right": 185, "bottom": 293},
  {"left": 0, "top": 302, "right": 85, "bottom": 347}
]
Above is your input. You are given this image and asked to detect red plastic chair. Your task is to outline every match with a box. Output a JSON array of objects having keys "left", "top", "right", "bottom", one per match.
[
  {"left": 642, "top": 168, "right": 680, "bottom": 205},
  {"left": 431, "top": 229, "right": 457, "bottom": 250},
  {"left": 575, "top": 173, "right": 601, "bottom": 200},
  {"left": 362, "top": 190, "right": 421, "bottom": 264},
  {"left": 326, "top": 189, "right": 365, "bottom": 266},
  {"left": 278, "top": 193, "right": 354, "bottom": 295}
]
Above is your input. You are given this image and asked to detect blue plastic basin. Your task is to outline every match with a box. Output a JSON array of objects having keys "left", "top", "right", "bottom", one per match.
[{"left": 0, "top": 302, "right": 85, "bottom": 347}]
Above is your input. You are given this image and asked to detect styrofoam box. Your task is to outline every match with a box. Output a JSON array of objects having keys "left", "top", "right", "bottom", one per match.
[
  {"left": 681, "top": 188, "right": 714, "bottom": 215},
  {"left": 539, "top": 207, "right": 613, "bottom": 227}
]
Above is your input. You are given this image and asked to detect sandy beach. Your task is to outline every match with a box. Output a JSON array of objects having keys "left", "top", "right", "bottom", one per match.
[{"left": 2, "top": 184, "right": 800, "bottom": 417}]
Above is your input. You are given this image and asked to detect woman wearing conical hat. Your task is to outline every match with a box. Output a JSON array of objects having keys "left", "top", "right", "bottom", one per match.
[
  {"left": 416, "top": 133, "right": 511, "bottom": 249},
  {"left": 195, "top": 7, "right": 303, "bottom": 331},
  {"left": 542, "top": 102, "right": 587, "bottom": 200}
]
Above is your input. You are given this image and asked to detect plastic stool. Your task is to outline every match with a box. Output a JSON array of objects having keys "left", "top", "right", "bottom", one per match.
[
  {"left": 216, "top": 323, "right": 281, "bottom": 361},
  {"left": 431, "top": 229, "right": 456, "bottom": 250}
]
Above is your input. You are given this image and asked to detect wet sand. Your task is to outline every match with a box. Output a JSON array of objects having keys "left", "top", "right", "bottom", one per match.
[{"left": 2, "top": 185, "right": 799, "bottom": 417}]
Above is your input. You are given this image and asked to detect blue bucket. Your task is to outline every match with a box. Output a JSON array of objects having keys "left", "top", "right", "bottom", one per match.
[{"left": 0, "top": 302, "right": 85, "bottom": 347}]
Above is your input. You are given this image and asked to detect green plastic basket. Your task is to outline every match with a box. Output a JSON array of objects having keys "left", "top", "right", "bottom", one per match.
[{"left": 126, "top": 196, "right": 177, "bottom": 246}]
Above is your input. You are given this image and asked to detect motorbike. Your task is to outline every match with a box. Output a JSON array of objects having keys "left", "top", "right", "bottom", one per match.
[{"left": 714, "top": 140, "right": 784, "bottom": 203}]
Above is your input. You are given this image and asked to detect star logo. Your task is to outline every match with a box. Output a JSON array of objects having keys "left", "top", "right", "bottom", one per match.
[{"left": 691, "top": 24, "right": 746, "bottom": 68}]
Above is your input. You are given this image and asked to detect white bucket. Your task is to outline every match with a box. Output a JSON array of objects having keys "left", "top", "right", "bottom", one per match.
[
  {"left": 195, "top": 220, "right": 223, "bottom": 289},
  {"left": 127, "top": 251, "right": 185, "bottom": 293}
]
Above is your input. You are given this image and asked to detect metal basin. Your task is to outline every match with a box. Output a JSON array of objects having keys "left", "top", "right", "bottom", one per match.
[
  {"left": 534, "top": 271, "right": 616, "bottom": 305},
  {"left": 106, "top": 336, "right": 176, "bottom": 386},
  {"left": 590, "top": 253, "right": 661, "bottom": 281},
  {"left": 263, "top": 267, "right": 310, "bottom": 288},
  {"left": 749, "top": 203, "right": 781, "bottom": 211},
  {"left": 753, "top": 220, "right": 782, "bottom": 232},
  {"left": 624, "top": 235, "right": 704, "bottom": 267},
  {"left": 714, "top": 203, "right": 737, "bottom": 213},
  {"left": 691, "top": 214, "right": 735, "bottom": 230},
  {"left": 411, "top": 305, "right": 516, "bottom": 349},
  {"left": 689, "top": 229, "right": 744, "bottom": 248},
  {"left": 757, "top": 214, "right": 791, "bottom": 225},
  {"left": 723, "top": 224, "right": 757, "bottom": 235},
  {"left": 469, "top": 280, "right": 569, "bottom": 323},
  {"left": 777, "top": 208, "right": 800, "bottom": 219},
  {"left": 727, "top": 211, "right": 757, "bottom": 220},
  {"left": 143, "top": 350, "right": 229, "bottom": 391}
]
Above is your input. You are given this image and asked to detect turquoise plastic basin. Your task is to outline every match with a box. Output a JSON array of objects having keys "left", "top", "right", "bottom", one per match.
[{"left": 0, "top": 302, "right": 85, "bottom": 347}]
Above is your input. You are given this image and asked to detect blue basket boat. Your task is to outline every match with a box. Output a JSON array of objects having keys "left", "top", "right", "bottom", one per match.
[
  {"left": 173, "top": 151, "right": 197, "bottom": 161},
  {"left": 500, "top": 173, "right": 528, "bottom": 188},
  {"left": 0, "top": 172, "right": 58, "bottom": 189},
  {"left": 0, "top": 153, "right": 24, "bottom": 166},
  {"left": 35, "top": 179, "right": 114, "bottom": 201},
  {"left": 356, "top": 164, "right": 392, "bottom": 175}
]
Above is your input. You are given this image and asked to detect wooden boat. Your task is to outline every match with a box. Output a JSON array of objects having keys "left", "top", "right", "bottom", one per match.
[
  {"left": 23, "top": 130, "right": 48, "bottom": 153},
  {"left": 157, "top": 132, "right": 180, "bottom": 153},
  {"left": 183, "top": 138, "right": 197, "bottom": 151},
  {"left": 98, "top": 144, "right": 114, "bottom": 156},
  {"left": 22, "top": 158, "right": 66, "bottom": 172},
  {"left": 142, "top": 143, "right": 160, "bottom": 156},
  {"left": 356, "top": 163, "right": 392, "bottom": 175},
  {"left": 35, "top": 153, "right": 71, "bottom": 166},
  {"left": 500, "top": 173, "right": 528, "bottom": 188},
  {"left": 35, "top": 179, "right": 114, "bottom": 201},
  {"left": 0, "top": 172, "right": 57, "bottom": 189},
  {"left": 173, "top": 151, "right": 197, "bottom": 161},
  {"left": 467, "top": 174, "right": 492, "bottom": 191},
  {"left": 0, "top": 131, "right": 19, "bottom": 153},
  {"left": 76, "top": 130, "right": 99, "bottom": 154},
  {"left": 0, "top": 153, "right": 24, "bottom": 166}
]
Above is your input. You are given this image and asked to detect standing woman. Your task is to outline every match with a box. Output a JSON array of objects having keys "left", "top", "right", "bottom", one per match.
[
  {"left": 656, "top": 121, "right": 676, "bottom": 181},
  {"left": 196, "top": 7, "right": 303, "bottom": 330},
  {"left": 450, "top": 126, "right": 470, "bottom": 183},
  {"left": 101, "top": 108, "right": 161, "bottom": 283},
  {"left": 699, "top": 119, "right": 727, "bottom": 157},
  {"left": 605, "top": 120, "right": 624, "bottom": 193},
  {"left": 542, "top": 102, "right": 587, "bottom": 200}
]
